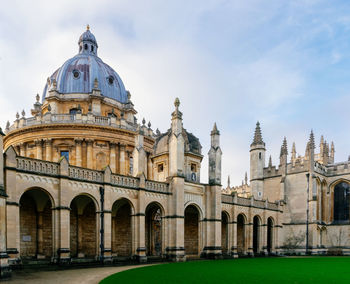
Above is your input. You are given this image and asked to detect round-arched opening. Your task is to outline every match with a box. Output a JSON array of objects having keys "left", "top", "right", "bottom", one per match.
[
  {"left": 19, "top": 188, "right": 53, "bottom": 259},
  {"left": 111, "top": 199, "right": 133, "bottom": 258},
  {"left": 253, "top": 215, "right": 261, "bottom": 254},
  {"left": 184, "top": 205, "right": 200, "bottom": 257},
  {"left": 145, "top": 203, "right": 163, "bottom": 256},
  {"left": 221, "top": 212, "right": 229, "bottom": 255},
  {"left": 333, "top": 182, "right": 350, "bottom": 223},
  {"left": 237, "top": 214, "right": 246, "bottom": 255},
  {"left": 267, "top": 217, "right": 274, "bottom": 254},
  {"left": 70, "top": 195, "right": 97, "bottom": 258}
]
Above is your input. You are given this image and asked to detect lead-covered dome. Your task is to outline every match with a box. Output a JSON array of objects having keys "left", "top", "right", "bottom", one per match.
[{"left": 42, "top": 26, "right": 128, "bottom": 103}]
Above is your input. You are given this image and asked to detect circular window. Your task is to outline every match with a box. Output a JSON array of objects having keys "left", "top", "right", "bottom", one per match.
[
  {"left": 73, "top": 70, "right": 80, "bottom": 79},
  {"left": 107, "top": 76, "right": 114, "bottom": 85}
]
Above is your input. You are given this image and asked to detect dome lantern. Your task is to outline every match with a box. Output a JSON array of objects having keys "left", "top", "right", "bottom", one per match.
[{"left": 78, "top": 25, "right": 98, "bottom": 56}]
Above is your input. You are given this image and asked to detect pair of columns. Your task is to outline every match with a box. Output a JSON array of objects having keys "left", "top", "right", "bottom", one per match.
[
  {"left": 229, "top": 221, "right": 273, "bottom": 256},
  {"left": 79, "top": 139, "right": 127, "bottom": 174},
  {"left": 16, "top": 139, "right": 52, "bottom": 161}
]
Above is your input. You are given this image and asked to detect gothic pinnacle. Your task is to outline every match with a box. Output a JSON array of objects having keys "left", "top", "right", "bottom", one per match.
[
  {"left": 211, "top": 122, "right": 220, "bottom": 135},
  {"left": 251, "top": 121, "right": 264, "bottom": 146},
  {"left": 282, "top": 137, "right": 288, "bottom": 155},
  {"left": 308, "top": 130, "right": 315, "bottom": 150}
]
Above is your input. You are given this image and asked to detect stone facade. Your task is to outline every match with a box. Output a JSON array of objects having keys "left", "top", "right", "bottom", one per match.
[{"left": 0, "top": 27, "right": 346, "bottom": 279}]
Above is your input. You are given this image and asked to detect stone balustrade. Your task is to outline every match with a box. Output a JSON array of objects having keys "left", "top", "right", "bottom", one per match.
[
  {"left": 236, "top": 196, "right": 251, "bottom": 206},
  {"left": 111, "top": 174, "right": 139, "bottom": 189},
  {"left": 16, "top": 156, "right": 60, "bottom": 175},
  {"left": 68, "top": 166, "right": 103, "bottom": 183},
  {"left": 6, "top": 112, "right": 139, "bottom": 133},
  {"left": 13, "top": 156, "right": 169, "bottom": 194},
  {"left": 145, "top": 180, "right": 170, "bottom": 193},
  {"left": 222, "top": 193, "right": 279, "bottom": 211},
  {"left": 221, "top": 194, "right": 234, "bottom": 204}
]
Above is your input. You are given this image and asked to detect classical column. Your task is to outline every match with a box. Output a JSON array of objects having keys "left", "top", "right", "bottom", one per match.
[
  {"left": 19, "top": 142, "right": 26, "bottom": 157},
  {"left": 37, "top": 211, "right": 44, "bottom": 258},
  {"left": 231, "top": 221, "right": 238, "bottom": 258},
  {"left": 75, "top": 138, "right": 83, "bottom": 167},
  {"left": 35, "top": 139, "right": 43, "bottom": 160},
  {"left": 119, "top": 143, "right": 126, "bottom": 175},
  {"left": 247, "top": 222, "right": 254, "bottom": 256},
  {"left": 109, "top": 142, "right": 116, "bottom": 173},
  {"left": 57, "top": 208, "right": 71, "bottom": 264},
  {"left": 86, "top": 139, "right": 94, "bottom": 169},
  {"left": 135, "top": 186, "right": 147, "bottom": 262},
  {"left": 103, "top": 210, "right": 112, "bottom": 262},
  {"left": 45, "top": 139, "right": 52, "bottom": 161},
  {"left": 77, "top": 213, "right": 84, "bottom": 257},
  {"left": 6, "top": 204, "right": 20, "bottom": 262}
]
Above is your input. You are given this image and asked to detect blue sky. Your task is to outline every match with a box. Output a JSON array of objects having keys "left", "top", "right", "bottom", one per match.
[{"left": 1, "top": 0, "right": 350, "bottom": 185}]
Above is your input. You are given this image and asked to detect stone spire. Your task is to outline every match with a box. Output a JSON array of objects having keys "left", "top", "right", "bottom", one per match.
[
  {"left": 320, "top": 135, "right": 324, "bottom": 155},
  {"left": 291, "top": 142, "right": 296, "bottom": 162},
  {"left": 280, "top": 137, "right": 288, "bottom": 157},
  {"left": 251, "top": 121, "right": 264, "bottom": 146},
  {"left": 211, "top": 122, "right": 220, "bottom": 135},
  {"left": 227, "top": 175, "right": 231, "bottom": 188},
  {"left": 331, "top": 141, "right": 335, "bottom": 160},
  {"left": 244, "top": 172, "right": 248, "bottom": 185},
  {"left": 308, "top": 130, "right": 315, "bottom": 150},
  {"left": 268, "top": 155, "right": 272, "bottom": 168}
]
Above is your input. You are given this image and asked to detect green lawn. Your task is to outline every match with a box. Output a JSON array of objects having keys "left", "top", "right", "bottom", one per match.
[{"left": 100, "top": 257, "right": 350, "bottom": 283}]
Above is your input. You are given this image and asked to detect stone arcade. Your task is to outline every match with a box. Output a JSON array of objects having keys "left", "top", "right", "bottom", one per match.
[{"left": 0, "top": 27, "right": 349, "bottom": 278}]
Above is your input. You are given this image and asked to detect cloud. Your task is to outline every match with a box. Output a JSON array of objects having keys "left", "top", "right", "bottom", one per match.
[{"left": 1, "top": 0, "right": 350, "bottom": 185}]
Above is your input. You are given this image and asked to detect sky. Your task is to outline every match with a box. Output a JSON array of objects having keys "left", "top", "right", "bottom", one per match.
[{"left": 1, "top": 0, "right": 350, "bottom": 186}]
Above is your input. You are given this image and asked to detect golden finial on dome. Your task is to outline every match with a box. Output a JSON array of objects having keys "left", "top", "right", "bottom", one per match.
[{"left": 86, "top": 24, "right": 90, "bottom": 31}]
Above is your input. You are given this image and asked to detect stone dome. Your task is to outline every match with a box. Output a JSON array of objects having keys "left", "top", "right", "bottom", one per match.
[
  {"left": 154, "top": 128, "right": 202, "bottom": 156},
  {"left": 42, "top": 26, "right": 128, "bottom": 103}
]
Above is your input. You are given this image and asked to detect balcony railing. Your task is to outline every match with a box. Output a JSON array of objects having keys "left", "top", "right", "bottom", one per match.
[{"left": 7, "top": 112, "right": 140, "bottom": 133}]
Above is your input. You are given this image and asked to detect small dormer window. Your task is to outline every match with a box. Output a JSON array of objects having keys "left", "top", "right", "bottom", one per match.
[
  {"left": 73, "top": 70, "right": 80, "bottom": 79},
  {"left": 158, "top": 163, "right": 164, "bottom": 172},
  {"left": 91, "top": 45, "right": 94, "bottom": 52},
  {"left": 107, "top": 76, "right": 114, "bottom": 85},
  {"left": 84, "top": 44, "right": 88, "bottom": 50},
  {"left": 191, "top": 163, "right": 197, "bottom": 172}
]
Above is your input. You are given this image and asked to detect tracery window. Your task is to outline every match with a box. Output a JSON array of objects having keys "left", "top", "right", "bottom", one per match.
[{"left": 334, "top": 182, "right": 350, "bottom": 222}]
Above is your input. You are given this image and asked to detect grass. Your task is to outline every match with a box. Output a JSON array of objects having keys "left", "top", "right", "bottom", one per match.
[{"left": 100, "top": 257, "right": 350, "bottom": 283}]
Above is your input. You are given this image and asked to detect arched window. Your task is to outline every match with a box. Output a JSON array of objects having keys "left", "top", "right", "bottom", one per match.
[
  {"left": 259, "top": 152, "right": 262, "bottom": 160},
  {"left": 129, "top": 157, "right": 133, "bottom": 175},
  {"left": 334, "top": 182, "right": 350, "bottom": 222}
]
